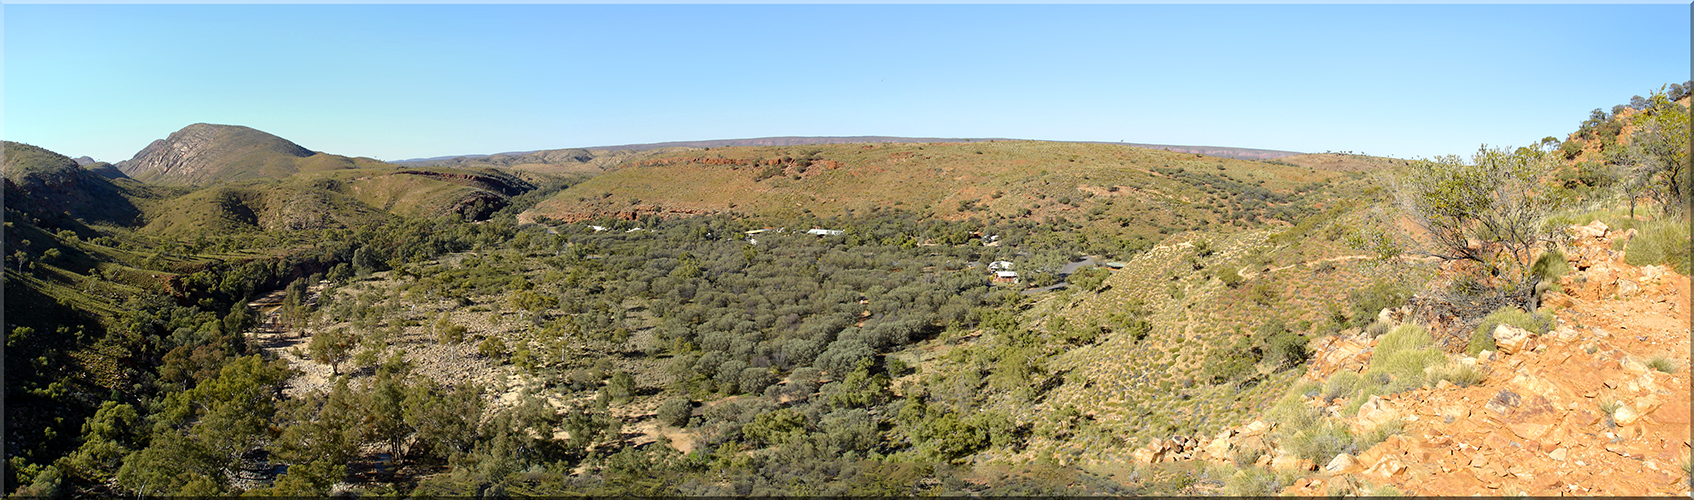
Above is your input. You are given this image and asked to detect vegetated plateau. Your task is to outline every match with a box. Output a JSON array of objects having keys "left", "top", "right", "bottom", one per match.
[{"left": 3, "top": 83, "right": 1689, "bottom": 496}]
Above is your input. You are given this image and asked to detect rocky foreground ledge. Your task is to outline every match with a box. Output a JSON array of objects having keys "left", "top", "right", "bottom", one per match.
[{"left": 1125, "top": 221, "right": 1691, "bottom": 496}]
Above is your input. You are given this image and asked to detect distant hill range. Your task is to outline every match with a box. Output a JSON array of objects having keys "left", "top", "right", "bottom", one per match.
[
  {"left": 8, "top": 125, "right": 544, "bottom": 237},
  {"left": 516, "top": 140, "right": 1365, "bottom": 253},
  {"left": 397, "top": 136, "right": 1303, "bottom": 173},
  {"left": 17, "top": 124, "right": 1342, "bottom": 239}
]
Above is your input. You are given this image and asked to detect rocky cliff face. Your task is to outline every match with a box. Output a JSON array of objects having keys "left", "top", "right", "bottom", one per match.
[
  {"left": 116, "top": 123, "right": 313, "bottom": 185},
  {"left": 393, "top": 169, "right": 533, "bottom": 197}
]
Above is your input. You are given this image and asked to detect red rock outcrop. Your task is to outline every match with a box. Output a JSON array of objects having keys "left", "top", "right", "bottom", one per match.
[{"left": 1277, "top": 222, "right": 1691, "bottom": 495}]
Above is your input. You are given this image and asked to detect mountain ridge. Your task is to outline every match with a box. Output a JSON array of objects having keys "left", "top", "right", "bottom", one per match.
[
  {"left": 115, "top": 123, "right": 391, "bottom": 186},
  {"left": 397, "top": 136, "right": 1304, "bottom": 166}
]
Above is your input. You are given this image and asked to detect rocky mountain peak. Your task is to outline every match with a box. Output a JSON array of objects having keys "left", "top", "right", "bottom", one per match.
[{"left": 116, "top": 123, "right": 313, "bottom": 185}]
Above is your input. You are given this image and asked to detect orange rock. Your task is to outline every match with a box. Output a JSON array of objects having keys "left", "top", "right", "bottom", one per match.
[
  {"left": 1614, "top": 405, "right": 1642, "bottom": 426},
  {"left": 1325, "top": 452, "right": 1357, "bottom": 472},
  {"left": 1495, "top": 324, "right": 1535, "bottom": 355}
]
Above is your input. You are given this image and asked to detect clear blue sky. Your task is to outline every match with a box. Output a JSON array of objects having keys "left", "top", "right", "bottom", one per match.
[{"left": 5, "top": 4, "right": 1688, "bottom": 163}]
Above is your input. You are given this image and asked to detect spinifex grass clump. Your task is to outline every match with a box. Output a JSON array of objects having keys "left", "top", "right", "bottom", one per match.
[
  {"left": 1647, "top": 355, "right": 1678, "bottom": 374},
  {"left": 1426, "top": 361, "right": 1487, "bottom": 387},
  {"left": 1306, "top": 324, "right": 1447, "bottom": 416},
  {"left": 1222, "top": 465, "right": 1296, "bottom": 496},
  {"left": 1625, "top": 218, "right": 1691, "bottom": 275}
]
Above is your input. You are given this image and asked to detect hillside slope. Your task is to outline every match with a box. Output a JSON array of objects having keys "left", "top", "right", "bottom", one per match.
[
  {"left": 394, "top": 146, "right": 688, "bottom": 176},
  {"left": 400, "top": 136, "right": 1303, "bottom": 170},
  {"left": 116, "top": 123, "right": 391, "bottom": 185},
  {"left": 1273, "top": 153, "right": 1412, "bottom": 172},
  {"left": 521, "top": 140, "right": 1359, "bottom": 258},
  {"left": 4, "top": 141, "right": 149, "bottom": 227},
  {"left": 135, "top": 167, "right": 536, "bottom": 237},
  {"left": 1271, "top": 222, "right": 1690, "bottom": 495}
]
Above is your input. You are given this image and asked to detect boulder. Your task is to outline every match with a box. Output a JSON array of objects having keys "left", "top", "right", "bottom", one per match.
[
  {"left": 1204, "top": 437, "right": 1233, "bottom": 462},
  {"left": 1552, "top": 325, "right": 1581, "bottom": 342},
  {"left": 1640, "top": 264, "right": 1668, "bottom": 283},
  {"left": 1613, "top": 404, "right": 1641, "bottom": 426},
  {"left": 1131, "top": 445, "right": 1165, "bottom": 464},
  {"left": 1571, "top": 221, "right": 1609, "bottom": 240},
  {"left": 1484, "top": 389, "right": 1521, "bottom": 416},
  {"left": 1617, "top": 278, "right": 1639, "bottom": 298},
  {"left": 1506, "top": 422, "right": 1549, "bottom": 440},
  {"left": 1365, "top": 456, "right": 1407, "bottom": 478},
  {"left": 1202, "top": 428, "right": 1237, "bottom": 462},
  {"left": 1509, "top": 372, "right": 1569, "bottom": 402},
  {"left": 1621, "top": 357, "right": 1649, "bottom": 375},
  {"left": 1493, "top": 324, "right": 1534, "bottom": 355},
  {"left": 1355, "top": 395, "right": 1400, "bottom": 430},
  {"left": 1325, "top": 453, "right": 1357, "bottom": 472},
  {"left": 1633, "top": 396, "right": 1662, "bottom": 417}
]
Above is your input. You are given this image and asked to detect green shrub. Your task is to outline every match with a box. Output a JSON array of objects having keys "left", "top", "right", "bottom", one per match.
[
  {"left": 1223, "top": 466, "right": 1292, "bottom": 496},
  {"left": 1647, "top": 355, "right": 1677, "bottom": 374},
  {"left": 1353, "top": 418, "right": 1403, "bottom": 451},
  {"left": 1625, "top": 218, "right": 1691, "bottom": 275},
  {"left": 1286, "top": 421, "right": 1355, "bottom": 463},
  {"left": 1465, "top": 328, "right": 1495, "bottom": 357},
  {"left": 1218, "top": 267, "right": 1244, "bottom": 288},
  {"left": 440, "top": 323, "right": 467, "bottom": 344},
  {"left": 606, "top": 370, "right": 636, "bottom": 402},
  {"left": 1247, "top": 282, "right": 1278, "bottom": 306},
  {"left": 1427, "top": 362, "right": 1487, "bottom": 387},
  {"left": 1366, "top": 348, "right": 1444, "bottom": 394},
  {"left": 1347, "top": 281, "right": 1411, "bottom": 328},
  {"left": 1068, "top": 267, "right": 1110, "bottom": 292},
  {"left": 1263, "top": 330, "right": 1309, "bottom": 370},
  {"left": 742, "top": 408, "right": 806, "bottom": 447},
  {"left": 1530, "top": 248, "right": 1572, "bottom": 283},
  {"left": 1368, "top": 483, "right": 1404, "bottom": 496},
  {"left": 477, "top": 337, "right": 507, "bottom": 360},
  {"left": 1374, "top": 324, "right": 1433, "bottom": 358},
  {"left": 657, "top": 398, "right": 693, "bottom": 427},
  {"left": 1266, "top": 395, "right": 1320, "bottom": 433},
  {"left": 1322, "top": 372, "right": 1364, "bottom": 403}
]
